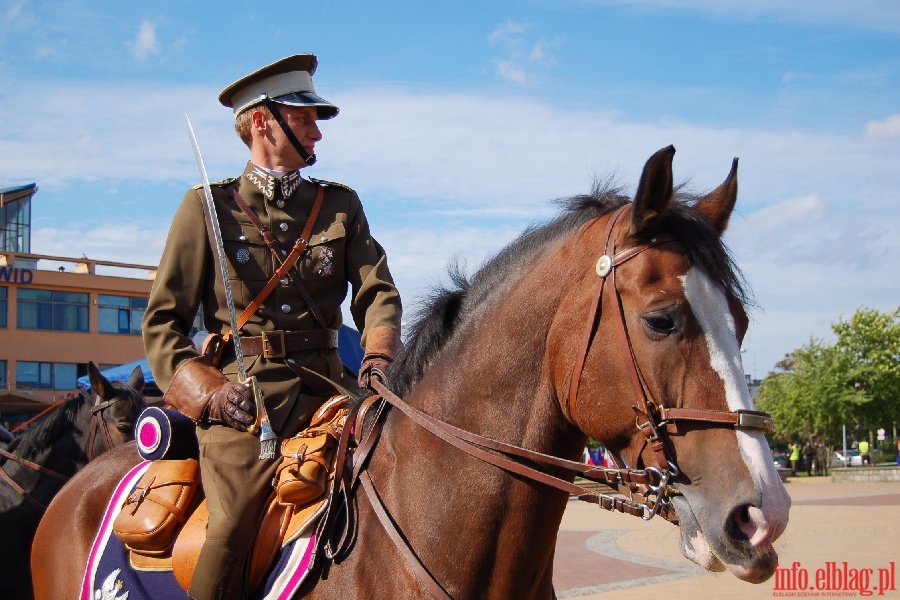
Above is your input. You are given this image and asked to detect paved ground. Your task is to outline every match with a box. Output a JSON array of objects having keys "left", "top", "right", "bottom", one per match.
[{"left": 553, "top": 477, "right": 900, "bottom": 599}]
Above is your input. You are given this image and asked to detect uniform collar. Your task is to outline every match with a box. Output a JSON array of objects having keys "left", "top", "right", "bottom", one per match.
[{"left": 243, "top": 162, "right": 303, "bottom": 201}]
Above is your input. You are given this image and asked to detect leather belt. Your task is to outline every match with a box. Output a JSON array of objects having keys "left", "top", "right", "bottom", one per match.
[{"left": 240, "top": 329, "right": 339, "bottom": 359}]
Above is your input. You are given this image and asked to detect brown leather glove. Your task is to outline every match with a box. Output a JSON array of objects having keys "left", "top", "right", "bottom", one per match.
[
  {"left": 204, "top": 382, "right": 256, "bottom": 432},
  {"left": 358, "top": 353, "right": 392, "bottom": 392}
]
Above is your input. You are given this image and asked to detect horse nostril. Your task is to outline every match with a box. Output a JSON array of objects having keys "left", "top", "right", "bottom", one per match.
[{"left": 730, "top": 504, "right": 773, "bottom": 548}]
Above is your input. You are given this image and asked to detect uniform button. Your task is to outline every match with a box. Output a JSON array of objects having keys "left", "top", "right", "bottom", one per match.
[
  {"left": 279, "top": 222, "right": 289, "bottom": 231},
  {"left": 281, "top": 304, "right": 292, "bottom": 313},
  {"left": 239, "top": 235, "right": 248, "bottom": 241},
  {"left": 280, "top": 277, "right": 290, "bottom": 286},
  {"left": 276, "top": 200, "right": 285, "bottom": 209}
]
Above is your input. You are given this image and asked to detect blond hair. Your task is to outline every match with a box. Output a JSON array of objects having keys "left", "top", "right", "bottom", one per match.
[{"left": 234, "top": 104, "right": 273, "bottom": 148}]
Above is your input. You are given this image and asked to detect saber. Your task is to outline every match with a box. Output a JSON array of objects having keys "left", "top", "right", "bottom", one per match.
[
  {"left": 185, "top": 114, "right": 246, "bottom": 379},
  {"left": 184, "top": 113, "right": 275, "bottom": 458}
]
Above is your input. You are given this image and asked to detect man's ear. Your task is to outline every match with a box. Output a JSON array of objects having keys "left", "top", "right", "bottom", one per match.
[{"left": 250, "top": 108, "right": 269, "bottom": 134}]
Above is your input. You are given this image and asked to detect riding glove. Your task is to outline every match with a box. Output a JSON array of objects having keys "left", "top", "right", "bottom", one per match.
[
  {"left": 205, "top": 382, "right": 257, "bottom": 432},
  {"left": 358, "top": 353, "right": 392, "bottom": 392}
]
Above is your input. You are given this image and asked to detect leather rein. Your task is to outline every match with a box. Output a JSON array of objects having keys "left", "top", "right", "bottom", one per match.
[
  {"left": 320, "top": 204, "right": 775, "bottom": 598},
  {"left": 0, "top": 392, "right": 127, "bottom": 511}
]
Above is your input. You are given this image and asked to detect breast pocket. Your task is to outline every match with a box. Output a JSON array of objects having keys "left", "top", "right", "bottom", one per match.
[
  {"left": 221, "top": 222, "right": 269, "bottom": 304},
  {"left": 302, "top": 221, "right": 345, "bottom": 281}
]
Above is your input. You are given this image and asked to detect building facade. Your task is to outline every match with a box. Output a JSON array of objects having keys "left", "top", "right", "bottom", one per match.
[{"left": 0, "top": 250, "right": 158, "bottom": 428}]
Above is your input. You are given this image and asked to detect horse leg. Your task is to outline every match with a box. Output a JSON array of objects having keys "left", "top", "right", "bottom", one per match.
[{"left": 31, "top": 444, "right": 140, "bottom": 600}]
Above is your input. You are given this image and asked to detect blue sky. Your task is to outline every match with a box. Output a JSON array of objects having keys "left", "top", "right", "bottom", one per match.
[{"left": 2, "top": 0, "right": 899, "bottom": 376}]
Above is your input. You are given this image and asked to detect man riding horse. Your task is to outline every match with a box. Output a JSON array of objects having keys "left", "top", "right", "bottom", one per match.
[{"left": 142, "top": 54, "right": 403, "bottom": 600}]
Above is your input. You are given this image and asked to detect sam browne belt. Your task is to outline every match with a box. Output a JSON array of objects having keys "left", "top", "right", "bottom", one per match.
[{"left": 240, "top": 329, "right": 339, "bottom": 359}]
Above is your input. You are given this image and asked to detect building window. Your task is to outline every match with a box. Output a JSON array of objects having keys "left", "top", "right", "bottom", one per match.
[
  {"left": 98, "top": 295, "right": 148, "bottom": 335},
  {"left": 17, "top": 289, "right": 89, "bottom": 332},
  {"left": 17, "top": 361, "right": 87, "bottom": 390},
  {"left": 0, "top": 286, "right": 6, "bottom": 328},
  {"left": 0, "top": 360, "right": 6, "bottom": 388}
]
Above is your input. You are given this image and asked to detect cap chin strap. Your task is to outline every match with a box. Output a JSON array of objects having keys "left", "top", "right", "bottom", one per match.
[{"left": 263, "top": 98, "right": 317, "bottom": 166}]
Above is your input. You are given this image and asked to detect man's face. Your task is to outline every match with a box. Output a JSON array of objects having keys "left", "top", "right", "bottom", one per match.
[{"left": 264, "top": 104, "right": 322, "bottom": 169}]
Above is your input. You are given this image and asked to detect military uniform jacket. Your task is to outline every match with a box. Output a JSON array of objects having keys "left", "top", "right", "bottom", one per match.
[{"left": 142, "top": 162, "right": 402, "bottom": 432}]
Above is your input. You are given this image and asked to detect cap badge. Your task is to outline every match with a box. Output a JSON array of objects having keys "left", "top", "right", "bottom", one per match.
[{"left": 235, "top": 248, "right": 251, "bottom": 264}]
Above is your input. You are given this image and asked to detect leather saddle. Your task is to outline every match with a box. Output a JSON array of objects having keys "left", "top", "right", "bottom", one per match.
[{"left": 112, "top": 396, "right": 350, "bottom": 591}]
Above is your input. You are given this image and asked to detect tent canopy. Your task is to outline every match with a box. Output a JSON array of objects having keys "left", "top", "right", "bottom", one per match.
[{"left": 78, "top": 326, "right": 364, "bottom": 389}]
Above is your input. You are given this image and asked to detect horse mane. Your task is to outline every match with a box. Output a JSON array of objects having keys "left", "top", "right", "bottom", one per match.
[
  {"left": 390, "top": 182, "right": 750, "bottom": 398},
  {"left": 2, "top": 381, "right": 145, "bottom": 462}
]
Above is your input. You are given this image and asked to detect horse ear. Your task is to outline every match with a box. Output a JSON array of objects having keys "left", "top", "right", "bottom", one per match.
[
  {"left": 87, "top": 361, "right": 115, "bottom": 400},
  {"left": 128, "top": 366, "right": 145, "bottom": 393},
  {"left": 631, "top": 145, "right": 676, "bottom": 237},
  {"left": 693, "top": 157, "right": 738, "bottom": 236}
]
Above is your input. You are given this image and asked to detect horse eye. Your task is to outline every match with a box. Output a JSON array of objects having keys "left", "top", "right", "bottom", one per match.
[
  {"left": 116, "top": 423, "right": 133, "bottom": 435},
  {"left": 642, "top": 312, "right": 677, "bottom": 335}
]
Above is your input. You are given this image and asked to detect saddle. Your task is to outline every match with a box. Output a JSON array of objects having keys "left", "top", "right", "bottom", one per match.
[{"left": 111, "top": 395, "right": 351, "bottom": 591}]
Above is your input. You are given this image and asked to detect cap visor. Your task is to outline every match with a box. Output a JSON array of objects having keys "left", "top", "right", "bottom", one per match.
[{"left": 272, "top": 92, "right": 339, "bottom": 119}]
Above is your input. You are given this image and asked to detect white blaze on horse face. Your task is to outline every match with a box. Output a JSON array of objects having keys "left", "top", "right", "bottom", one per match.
[{"left": 680, "top": 268, "right": 790, "bottom": 540}]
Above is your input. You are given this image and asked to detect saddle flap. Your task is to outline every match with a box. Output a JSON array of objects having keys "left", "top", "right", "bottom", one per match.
[{"left": 113, "top": 459, "right": 202, "bottom": 555}]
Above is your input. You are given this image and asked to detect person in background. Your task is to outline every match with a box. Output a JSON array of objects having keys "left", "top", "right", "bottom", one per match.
[
  {"left": 789, "top": 442, "right": 801, "bottom": 474},
  {"left": 803, "top": 442, "right": 816, "bottom": 476},
  {"left": 858, "top": 439, "right": 871, "bottom": 466},
  {"left": 815, "top": 442, "right": 827, "bottom": 476}
]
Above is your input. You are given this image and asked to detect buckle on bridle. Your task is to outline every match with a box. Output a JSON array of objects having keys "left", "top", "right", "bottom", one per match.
[
  {"left": 736, "top": 410, "right": 775, "bottom": 433},
  {"left": 262, "top": 330, "right": 286, "bottom": 359}
]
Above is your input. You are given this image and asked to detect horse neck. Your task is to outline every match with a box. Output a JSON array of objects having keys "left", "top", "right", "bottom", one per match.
[
  {"left": 1, "top": 394, "right": 94, "bottom": 506},
  {"left": 356, "top": 238, "right": 587, "bottom": 597}
]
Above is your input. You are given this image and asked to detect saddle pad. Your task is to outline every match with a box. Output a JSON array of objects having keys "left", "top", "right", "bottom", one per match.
[{"left": 82, "top": 461, "right": 320, "bottom": 600}]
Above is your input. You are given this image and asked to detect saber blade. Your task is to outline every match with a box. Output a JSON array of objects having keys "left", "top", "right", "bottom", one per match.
[{"left": 184, "top": 113, "right": 247, "bottom": 381}]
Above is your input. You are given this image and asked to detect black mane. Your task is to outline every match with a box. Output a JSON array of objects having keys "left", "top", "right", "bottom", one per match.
[
  {"left": 390, "top": 183, "right": 749, "bottom": 397},
  {"left": 1, "top": 381, "right": 144, "bottom": 462}
]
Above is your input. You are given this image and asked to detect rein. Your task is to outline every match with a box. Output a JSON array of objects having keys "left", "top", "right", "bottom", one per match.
[{"left": 0, "top": 390, "right": 128, "bottom": 510}]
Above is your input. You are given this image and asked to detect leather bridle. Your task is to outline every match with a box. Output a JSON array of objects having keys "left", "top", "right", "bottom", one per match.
[
  {"left": 319, "top": 203, "right": 775, "bottom": 598},
  {"left": 0, "top": 392, "right": 130, "bottom": 510}
]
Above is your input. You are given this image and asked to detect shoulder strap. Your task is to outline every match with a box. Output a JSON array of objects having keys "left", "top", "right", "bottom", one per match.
[{"left": 230, "top": 186, "right": 327, "bottom": 329}]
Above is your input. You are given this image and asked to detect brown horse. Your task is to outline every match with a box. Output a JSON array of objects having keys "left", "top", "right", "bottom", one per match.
[
  {"left": 2, "top": 362, "right": 145, "bottom": 600},
  {"left": 32, "top": 146, "right": 789, "bottom": 599}
]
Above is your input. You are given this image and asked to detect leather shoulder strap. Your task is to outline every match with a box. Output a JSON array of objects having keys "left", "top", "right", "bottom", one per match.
[{"left": 231, "top": 185, "right": 327, "bottom": 329}]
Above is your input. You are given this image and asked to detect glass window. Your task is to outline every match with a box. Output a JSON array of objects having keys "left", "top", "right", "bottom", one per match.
[
  {"left": 0, "top": 286, "right": 6, "bottom": 328},
  {"left": 17, "top": 361, "right": 52, "bottom": 389},
  {"left": 16, "top": 361, "right": 86, "bottom": 390},
  {"left": 17, "top": 289, "right": 89, "bottom": 331},
  {"left": 98, "top": 294, "right": 148, "bottom": 335},
  {"left": 0, "top": 360, "right": 6, "bottom": 388}
]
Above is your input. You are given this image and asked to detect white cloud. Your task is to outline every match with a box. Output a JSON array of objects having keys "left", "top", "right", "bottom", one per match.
[
  {"left": 865, "top": 114, "right": 900, "bottom": 139},
  {"left": 487, "top": 20, "right": 556, "bottom": 84},
  {"left": 128, "top": 19, "right": 162, "bottom": 60},
  {"left": 584, "top": 0, "right": 900, "bottom": 33},
  {"left": 3, "top": 78, "right": 899, "bottom": 374}
]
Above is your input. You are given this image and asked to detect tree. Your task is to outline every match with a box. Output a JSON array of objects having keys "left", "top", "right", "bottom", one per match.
[
  {"left": 756, "top": 339, "right": 866, "bottom": 448},
  {"left": 832, "top": 307, "right": 900, "bottom": 429},
  {"left": 756, "top": 307, "right": 900, "bottom": 450}
]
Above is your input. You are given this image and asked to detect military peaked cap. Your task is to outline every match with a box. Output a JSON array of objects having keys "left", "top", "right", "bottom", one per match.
[{"left": 218, "top": 54, "right": 339, "bottom": 119}]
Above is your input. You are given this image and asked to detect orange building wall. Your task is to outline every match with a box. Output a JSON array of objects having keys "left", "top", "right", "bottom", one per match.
[{"left": 0, "top": 255, "right": 155, "bottom": 411}]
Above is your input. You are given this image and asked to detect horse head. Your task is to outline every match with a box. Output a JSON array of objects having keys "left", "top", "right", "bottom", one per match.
[
  {"left": 553, "top": 146, "right": 790, "bottom": 583},
  {"left": 86, "top": 362, "right": 147, "bottom": 459}
]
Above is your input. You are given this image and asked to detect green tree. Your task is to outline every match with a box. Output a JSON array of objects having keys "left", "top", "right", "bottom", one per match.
[
  {"left": 756, "top": 306, "right": 900, "bottom": 451},
  {"left": 756, "top": 339, "right": 866, "bottom": 448},
  {"left": 832, "top": 307, "right": 900, "bottom": 430}
]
